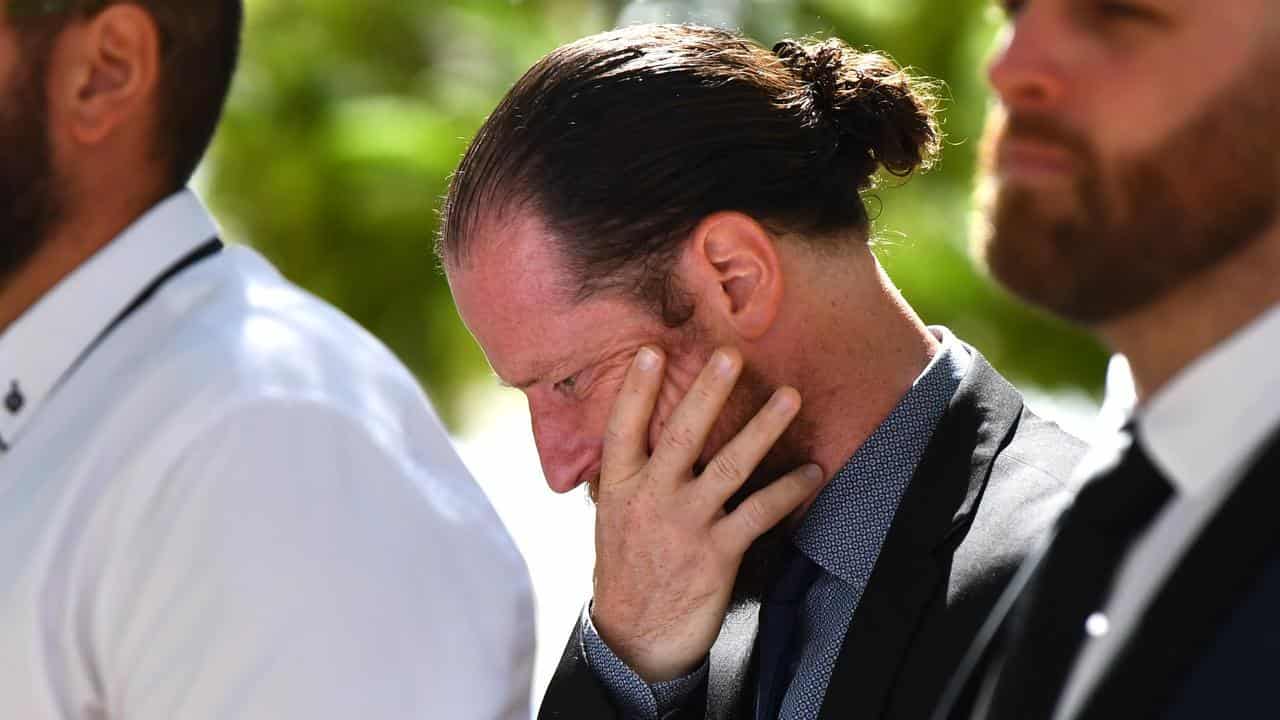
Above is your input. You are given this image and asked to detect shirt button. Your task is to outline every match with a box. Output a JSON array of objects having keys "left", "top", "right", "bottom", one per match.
[
  {"left": 5, "top": 381, "right": 24, "bottom": 414},
  {"left": 1085, "top": 612, "right": 1110, "bottom": 638}
]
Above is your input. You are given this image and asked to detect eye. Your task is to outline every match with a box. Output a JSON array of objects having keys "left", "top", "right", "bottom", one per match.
[
  {"left": 1094, "top": 1, "right": 1161, "bottom": 23},
  {"left": 553, "top": 373, "right": 580, "bottom": 396}
]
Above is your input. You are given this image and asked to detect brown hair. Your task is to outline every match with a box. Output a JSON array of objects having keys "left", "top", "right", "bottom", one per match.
[
  {"left": 11, "top": 0, "right": 243, "bottom": 190},
  {"left": 439, "top": 24, "right": 940, "bottom": 324}
]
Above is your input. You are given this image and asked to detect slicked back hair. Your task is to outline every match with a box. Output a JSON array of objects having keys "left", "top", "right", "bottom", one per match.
[{"left": 439, "top": 24, "right": 941, "bottom": 325}]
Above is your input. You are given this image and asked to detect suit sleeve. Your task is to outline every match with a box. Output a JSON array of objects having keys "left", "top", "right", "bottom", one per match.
[
  {"left": 92, "top": 397, "right": 535, "bottom": 720},
  {"left": 539, "top": 608, "right": 708, "bottom": 720}
]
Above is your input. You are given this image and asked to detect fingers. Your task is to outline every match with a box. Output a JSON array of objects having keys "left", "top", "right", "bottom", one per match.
[
  {"left": 713, "top": 464, "right": 827, "bottom": 555},
  {"left": 696, "top": 386, "right": 801, "bottom": 508},
  {"left": 602, "top": 347, "right": 666, "bottom": 477},
  {"left": 647, "top": 348, "right": 743, "bottom": 484}
]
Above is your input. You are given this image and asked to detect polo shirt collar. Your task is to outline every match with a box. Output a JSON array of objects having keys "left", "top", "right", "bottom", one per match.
[{"left": 0, "top": 190, "right": 218, "bottom": 451}]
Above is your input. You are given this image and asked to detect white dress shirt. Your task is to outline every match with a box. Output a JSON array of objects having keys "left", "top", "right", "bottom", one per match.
[
  {"left": 0, "top": 191, "right": 535, "bottom": 719},
  {"left": 1057, "top": 303, "right": 1280, "bottom": 718}
]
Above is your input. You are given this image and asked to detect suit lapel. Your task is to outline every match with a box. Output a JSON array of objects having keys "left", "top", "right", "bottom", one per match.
[
  {"left": 1075, "top": 429, "right": 1280, "bottom": 718},
  {"left": 817, "top": 352, "right": 1025, "bottom": 719}
]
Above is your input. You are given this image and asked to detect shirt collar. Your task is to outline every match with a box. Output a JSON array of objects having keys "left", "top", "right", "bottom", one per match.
[
  {"left": 793, "top": 327, "right": 971, "bottom": 585},
  {"left": 1138, "top": 302, "right": 1280, "bottom": 496},
  {"left": 0, "top": 190, "right": 218, "bottom": 451}
]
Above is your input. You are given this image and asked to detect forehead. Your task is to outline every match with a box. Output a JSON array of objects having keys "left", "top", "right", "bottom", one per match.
[{"left": 447, "top": 212, "right": 659, "bottom": 387}]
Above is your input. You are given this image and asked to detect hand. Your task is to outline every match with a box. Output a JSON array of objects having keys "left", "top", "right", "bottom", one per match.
[{"left": 590, "top": 345, "right": 827, "bottom": 682}]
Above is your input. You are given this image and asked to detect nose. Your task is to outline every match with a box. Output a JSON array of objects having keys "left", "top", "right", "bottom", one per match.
[
  {"left": 528, "top": 397, "right": 600, "bottom": 494},
  {"left": 987, "top": 9, "right": 1066, "bottom": 113}
]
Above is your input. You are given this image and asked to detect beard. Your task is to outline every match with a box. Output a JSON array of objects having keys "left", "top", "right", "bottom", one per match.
[
  {"left": 0, "top": 40, "right": 62, "bottom": 288},
  {"left": 975, "top": 49, "right": 1280, "bottom": 325}
]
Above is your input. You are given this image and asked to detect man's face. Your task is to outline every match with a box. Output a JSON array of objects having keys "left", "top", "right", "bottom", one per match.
[
  {"left": 448, "top": 213, "right": 809, "bottom": 600},
  {"left": 977, "top": 0, "right": 1280, "bottom": 324},
  {"left": 0, "top": 13, "right": 62, "bottom": 286}
]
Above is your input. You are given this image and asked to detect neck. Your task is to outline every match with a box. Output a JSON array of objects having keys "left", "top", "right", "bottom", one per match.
[
  {"left": 1097, "top": 227, "right": 1280, "bottom": 403},
  {"left": 781, "top": 252, "right": 940, "bottom": 478},
  {"left": 0, "top": 192, "right": 160, "bottom": 333}
]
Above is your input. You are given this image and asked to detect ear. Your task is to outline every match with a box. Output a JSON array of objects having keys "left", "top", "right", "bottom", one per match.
[
  {"left": 679, "top": 212, "right": 784, "bottom": 340},
  {"left": 51, "top": 5, "right": 160, "bottom": 147}
]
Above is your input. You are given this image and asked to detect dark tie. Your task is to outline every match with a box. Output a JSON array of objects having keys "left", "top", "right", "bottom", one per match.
[
  {"left": 755, "top": 547, "right": 822, "bottom": 720},
  {"left": 980, "top": 427, "right": 1174, "bottom": 719}
]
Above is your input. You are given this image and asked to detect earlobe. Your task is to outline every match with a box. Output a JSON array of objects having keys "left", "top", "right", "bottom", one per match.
[
  {"left": 686, "top": 212, "right": 784, "bottom": 340},
  {"left": 64, "top": 5, "right": 160, "bottom": 145}
]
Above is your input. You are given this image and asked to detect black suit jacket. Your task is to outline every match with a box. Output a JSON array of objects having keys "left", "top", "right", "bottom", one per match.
[
  {"left": 539, "top": 350, "right": 1087, "bottom": 720},
  {"left": 939, "top": 429, "right": 1280, "bottom": 720}
]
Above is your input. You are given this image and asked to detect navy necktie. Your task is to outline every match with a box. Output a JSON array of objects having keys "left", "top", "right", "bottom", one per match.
[
  {"left": 982, "top": 428, "right": 1173, "bottom": 718},
  {"left": 756, "top": 548, "right": 822, "bottom": 720}
]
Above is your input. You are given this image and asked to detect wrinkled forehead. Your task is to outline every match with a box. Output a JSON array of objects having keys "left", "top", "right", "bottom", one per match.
[{"left": 446, "top": 214, "right": 581, "bottom": 364}]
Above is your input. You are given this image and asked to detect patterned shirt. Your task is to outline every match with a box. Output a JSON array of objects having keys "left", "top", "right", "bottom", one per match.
[{"left": 580, "top": 328, "right": 971, "bottom": 719}]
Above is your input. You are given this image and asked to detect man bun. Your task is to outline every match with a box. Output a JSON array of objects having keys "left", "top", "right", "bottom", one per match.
[{"left": 773, "top": 38, "right": 941, "bottom": 190}]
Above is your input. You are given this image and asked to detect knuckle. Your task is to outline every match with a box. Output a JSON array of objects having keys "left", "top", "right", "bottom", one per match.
[
  {"left": 737, "top": 497, "right": 772, "bottom": 536},
  {"left": 662, "top": 424, "right": 700, "bottom": 453},
  {"left": 693, "top": 381, "right": 721, "bottom": 405},
  {"left": 603, "top": 419, "right": 630, "bottom": 446},
  {"left": 708, "top": 453, "right": 744, "bottom": 483}
]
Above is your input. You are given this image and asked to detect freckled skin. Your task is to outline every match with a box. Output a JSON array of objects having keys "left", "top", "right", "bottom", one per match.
[{"left": 447, "top": 215, "right": 728, "bottom": 495}]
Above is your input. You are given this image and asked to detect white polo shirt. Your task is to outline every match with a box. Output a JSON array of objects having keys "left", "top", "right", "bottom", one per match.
[{"left": 0, "top": 191, "right": 535, "bottom": 719}]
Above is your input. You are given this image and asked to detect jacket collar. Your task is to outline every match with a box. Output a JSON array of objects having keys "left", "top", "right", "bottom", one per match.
[
  {"left": 702, "top": 348, "right": 1026, "bottom": 719},
  {"left": 815, "top": 347, "right": 1024, "bottom": 719}
]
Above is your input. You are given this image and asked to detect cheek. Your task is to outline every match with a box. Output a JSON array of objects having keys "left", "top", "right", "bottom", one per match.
[{"left": 646, "top": 352, "right": 712, "bottom": 450}]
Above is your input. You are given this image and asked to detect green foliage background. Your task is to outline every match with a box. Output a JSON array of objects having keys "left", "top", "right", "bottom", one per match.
[{"left": 204, "top": 0, "right": 1107, "bottom": 428}]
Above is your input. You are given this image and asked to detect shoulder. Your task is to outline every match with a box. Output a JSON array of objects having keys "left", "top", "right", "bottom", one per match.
[
  {"left": 96, "top": 245, "right": 459, "bottom": 462},
  {"left": 1001, "top": 407, "right": 1091, "bottom": 482},
  {"left": 155, "top": 246, "right": 428, "bottom": 419},
  {"left": 949, "top": 408, "right": 1086, "bottom": 603},
  {"left": 96, "top": 245, "right": 517, "bottom": 563},
  {"left": 982, "top": 406, "right": 1086, "bottom": 540}
]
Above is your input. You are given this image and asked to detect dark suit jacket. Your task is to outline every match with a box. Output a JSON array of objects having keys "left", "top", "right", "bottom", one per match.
[
  {"left": 939, "top": 429, "right": 1280, "bottom": 720},
  {"left": 539, "top": 350, "right": 1087, "bottom": 720}
]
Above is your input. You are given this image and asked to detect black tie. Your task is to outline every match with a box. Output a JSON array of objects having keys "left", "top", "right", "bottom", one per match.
[
  {"left": 980, "top": 427, "right": 1174, "bottom": 719},
  {"left": 755, "top": 547, "right": 821, "bottom": 720}
]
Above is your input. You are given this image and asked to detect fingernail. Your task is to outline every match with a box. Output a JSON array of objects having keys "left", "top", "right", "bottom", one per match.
[
  {"left": 770, "top": 390, "right": 798, "bottom": 414},
  {"left": 636, "top": 347, "right": 659, "bottom": 371},
  {"left": 803, "top": 464, "right": 824, "bottom": 482},
  {"left": 713, "top": 350, "right": 735, "bottom": 376}
]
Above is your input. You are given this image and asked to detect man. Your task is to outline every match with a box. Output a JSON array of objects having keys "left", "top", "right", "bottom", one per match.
[
  {"left": 0, "top": 1, "right": 533, "bottom": 717},
  {"left": 441, "top": 24, "right": 1086, "bottom": 719},
  {"left": 936, "top": 0, "right": 1280, "bottom": 717}
]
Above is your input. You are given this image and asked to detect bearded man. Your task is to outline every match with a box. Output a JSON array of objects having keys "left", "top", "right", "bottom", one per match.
[
  {"left": 0, "top": 2, "right": 532, "bottom": 717},
  {"left": 441, "top": 24, "right": 1087, "bottom": 720},
  {"left": 936, "top": 1, "right": 1280, "bottom": 718}
]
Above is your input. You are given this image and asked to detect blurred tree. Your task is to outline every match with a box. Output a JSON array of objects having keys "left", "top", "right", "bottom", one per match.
[{"left": 204, "top": 0, "right": 1106, "bottom": 428}]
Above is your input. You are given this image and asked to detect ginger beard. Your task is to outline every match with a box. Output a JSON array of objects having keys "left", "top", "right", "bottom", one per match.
[
  {"left": 0, "top": 36, "right": 63, "bottom": 288},
  {"left": 975, "top": 49, "right": 1280, "bottom": 325}
]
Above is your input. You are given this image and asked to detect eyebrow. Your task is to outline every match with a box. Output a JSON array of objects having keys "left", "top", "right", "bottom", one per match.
[{"left": 495, "top": 358, "right": 572, "bottom": 391}]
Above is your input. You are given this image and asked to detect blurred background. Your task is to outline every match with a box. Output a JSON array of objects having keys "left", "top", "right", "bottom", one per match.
[{"left": 198, "top": 0, "right": 1116, "bottom": 706}]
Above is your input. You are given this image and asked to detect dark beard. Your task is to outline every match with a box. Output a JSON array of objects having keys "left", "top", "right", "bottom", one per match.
[
  {"left": 0, "top": 40, "right": 62, "bottom": 288},
  {"left": 976, "top": 49, "right": 1280, "bottom": 325}
]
